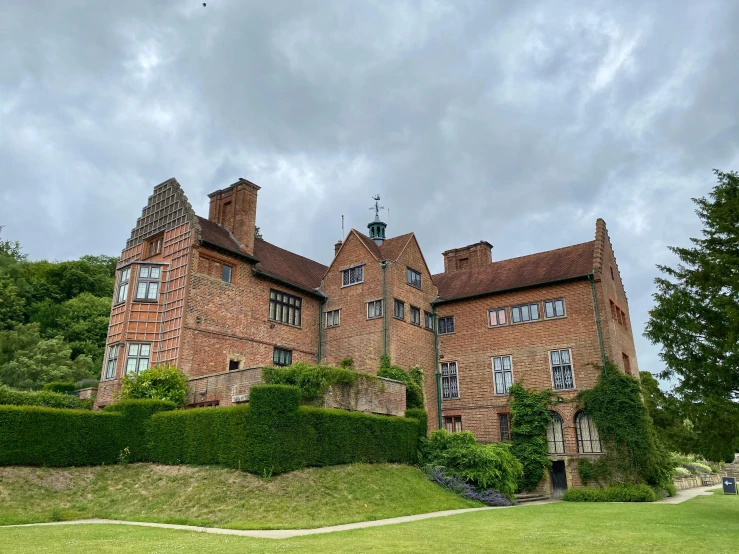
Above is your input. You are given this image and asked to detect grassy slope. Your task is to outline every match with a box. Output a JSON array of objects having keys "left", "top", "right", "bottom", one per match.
[
  {"left": 1, "top": 492, "right": 737, "bottom": 554},
  {"left": 0, "top": 463, "right": 478, "bottom": 529}
]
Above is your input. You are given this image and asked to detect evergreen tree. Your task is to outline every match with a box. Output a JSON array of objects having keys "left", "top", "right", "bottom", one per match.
[{"left": 645, "top": 169, "right": 739, "bottom": 460}]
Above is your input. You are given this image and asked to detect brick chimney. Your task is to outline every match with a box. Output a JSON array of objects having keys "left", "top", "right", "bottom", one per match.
[
  {"left": 442, "top": 241, "right": 493, "bottom": 273},
  {"left": 208, "top": 178, "right": 260, "bottom": 256},
  {"left": 334, "top": 239, "right": 343, "bottom": 257}
]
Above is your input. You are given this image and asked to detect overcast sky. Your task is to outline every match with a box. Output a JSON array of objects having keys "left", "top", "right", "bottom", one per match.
[{"left": 1, "top": 0, "right": 738, "bottom": 381}]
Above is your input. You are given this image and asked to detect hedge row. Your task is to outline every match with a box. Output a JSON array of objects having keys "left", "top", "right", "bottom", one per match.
[
  {"left": 562, "top": 484, "right": 657, "bottom": 502},
  {"left": 148, "top": 385, "right": 420, "bottom": 474},
  {"left": 0, "top": 386, "right": 425, "bottom": 475},
  {"left": 0, "top": 385, "right": 92, "bottom": 410}
]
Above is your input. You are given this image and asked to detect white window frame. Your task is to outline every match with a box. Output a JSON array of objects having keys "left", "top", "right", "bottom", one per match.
[
  {"left": 104, "top": 344, "right": 120, "bottom": 380},
  {"left": 488, "top": 307, "right": 507, "bottom": 327},
  {"left": 544, "top": 298, "right": 566, "bottom": 319},
  {"left": 547, "top": 411, "right": 566, "bottom": 454},
  {"left": 134, "top": 266, "right": 161, "bottom": 301},
  {"left": 325, "top": 309, "right": 340, "bottom": 328},
  {"left": 511, "top": 302, "right": 540, "bottom": 324},
  {"left": 341, "top": 265, "right": 364, "bottom": 287},
  {"left": 492, "top": 355, "right": 513, "bottom": 395},
  {"left": 116, "top": 268, "right": 131, "bottom": 304},
  {"left": 125, "top": 343, "right": 151, "bottom": 375},
  {"left": 549, "top": 348, "right": 576, "bottom": 391},
  {"left": 441, "top": 361, "right": 460, "bottom": 399},
  {"left": 367, "top": 299, "right": 383, "bottom": 319},
  {"left": 576, "top": 412, "right": 603, "bottom": 453}
]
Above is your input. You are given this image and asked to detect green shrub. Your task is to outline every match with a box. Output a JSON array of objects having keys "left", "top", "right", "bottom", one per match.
[
  {"left": 120, "top": 364, "right": 189, "bottom": 406},
  {"left": 262, "top": 362, "right": 369, "bottom": 402},
  {"left": 103, "top": 399, "right": 176, "bottom": 462},
  {"left": 0, "top": 405, "right": 123, "bottom": 466},
  {"left": 377, "top": 363, "right": 424, "bottom": 410},
  {"left": 405, "top": 408, "right": 428, "bottom": 440},
  {"left": 672, "top": 466, "right": 691, "bottom": 477},
  {"left": 0, "top": 384, "right": 92, "bottom": 410},
  {"left": 563, "top": 484, "right": 657, "bottom": 502},
  {"left": 508, "top": 383, "right": 552, "bottom": 491},
  {"left": 42, "top": 382, "right": 77, "bottom": 394},
  {"left": 692, "top": 462, "right": 713, "bottom": 474},
  {"left": 421, "top": 430, "right": 522, "bottom": 497}
]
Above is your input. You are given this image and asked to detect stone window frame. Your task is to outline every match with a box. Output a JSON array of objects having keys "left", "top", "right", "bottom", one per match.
[
  {"left": 488, "top": 307, "right": 508, "bottom": 327},
  {"left": 543, "top": 298, "right": 566, "bottom": 319},
  {"left": 510, "top": 302, "right": 540, "bottom": 324},
  {"left": 341, "top": 264, "right": 364, "bottom": 287},
  {"left": 125, "top": 343, "right": 151, "bottom": 375},
  {"left": 103, "top": 344, "right": 122, "bottom": 381},
  {"left": 410, "top": 305, "right": 421, "bottom": 326},
  {"left": 228, "top": 354, "right": 244, "bottom": 371},
  {"left": 367, "top": 299, "right": 384, "bottom": 320},
  {"left": 443, "top": 415, "right": 462, "bottom": 433},
  {"left": 393, "top": 299, "right": 405, "bottom": 320},
  {"left": 575, "top": 412, "right": 603, "bottom": 454},
  {"left": 549, "top": 348, "right": 576, "bottom": 391},
  {"left": 440, "top": 361, "right": 460, "bottom": 399},
  {"left": 269, "top": 289, "right": 302, "bottom": 327},
  {"left": 134, "top": 265, "right": 162, "bottom": 302},
  {"left": 273, "top": 347, "right": 292, "bottom": 367},
  {"left": 115, "top": 267, "right": 131, "bottom": 305},
  {"left": 438, "top": 316, "right": 455, "bottom": 334},
  {"left": 325, "top": 309, "right": 341, "bottom": 328},
  {"left": 406, "top": 267, "right": 422, "bottom": 289},
  {"left": 547, "top": 411, "right": 566, "bottom": 454},
  {"left": 491, "top": 355, "right": 513, "bottom": 395}
]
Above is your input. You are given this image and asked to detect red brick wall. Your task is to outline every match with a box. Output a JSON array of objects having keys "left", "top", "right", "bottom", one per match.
[
  {"left": 208, "top": 180, "right": 259, "bottom": 256},
  {"left": 442, "top": 241, "right": 493, "bottom": 272}
]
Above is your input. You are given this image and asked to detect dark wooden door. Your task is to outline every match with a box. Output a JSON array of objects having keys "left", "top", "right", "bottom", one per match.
[{"left": 550, "top": 460, "right": 568, "bottom": 499}]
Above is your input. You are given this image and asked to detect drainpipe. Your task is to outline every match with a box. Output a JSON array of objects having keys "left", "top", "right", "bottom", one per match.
[
  {"left": 317, "top": 296, "right": 326, "bottom": 364},
  {"left": 381, "top": 261, "right": 388, "bottom": 358},
  {"left": 433, "top": 304, "right": 442, "bottom": 430},
  {"left": 588, "top": 274, "right": 607, "bottom": 375}
]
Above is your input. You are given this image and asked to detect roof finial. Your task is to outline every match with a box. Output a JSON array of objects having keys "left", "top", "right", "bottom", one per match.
[
  {"left": 370, "top": 194, "right": 385, "bottom": 222},
  {"left": 368, "top": 194, "right": 387, "bottom": 246}
]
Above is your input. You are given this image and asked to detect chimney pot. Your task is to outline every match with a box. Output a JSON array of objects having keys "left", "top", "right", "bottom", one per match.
[{"left": 334, "top": 240, "right": 343, "bottom": 257}]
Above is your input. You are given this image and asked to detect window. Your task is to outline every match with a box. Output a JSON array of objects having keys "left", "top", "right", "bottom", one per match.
[
  {"left": 547, "top": 411, "right": 566, "bottom": 454},
  {"left": 610, "top": 299, "right": 628, "bottom": 330},
  {"left": 488, "top": 308, "right": 507, "bottom": 327},
  {"left": 326, "top": 309, "right": 340, "bottom": 328},
  {"left": 424, "top": 311, "right": 434, "bottom": 330},
  {"left": 104, "top": 345, "right": 120, "bottom": 380},
  {"left": 116, "top": 268, "right": 131, "bottom": 304},
  {"left": 394, "top": 299, "right": 405, "bottom": 320},
  {"left": 146, "top": 234, "right": 163, "bottom": 258},
  {"left": 269, "top": 290, "right": 302, "bottom": 326},
  {"left": 441, "top": 362, "right": 459, "bottom": 399},
  {"left": 610, "top": 266, "right": 614, "bottom": 280},
  {"left": 367, "top": 299, "right": 383, "bottom": 319},
  {"left": 406, "top": 268, "right": 421, "bottom": 289},
  {"left": 410, "top": 306, "right": 421, "bottom": 326},
  {"left": 438, "top": 316, "right": 455, "bottom": 334},
  {"left": 222, "top": 264, "right": 233, "bottom": 283},
  {"left": 273, "top": 347, "right": 292, "bottom": 367},
  {"left": 550, "top": 349, "right": 575, "bottom": 390},
  {"left": 544, "top": 299, "right": 565, "bottom": 319},
  {"left": 228, "top": 359, "right": 241, "bottom": 371},
  {"left": 621, "top": 309, "right": 627, "bottom": 330},
  {"left": 576, "top": 412, "right": 603, "bottom": 453},
  {"left": 125, "top": 343, "right": 150, "bottom": 375},
  {"left": 135, "top": 266, "right": 161, "bottom": 301},
  {"left": 499, "top": 413, "right": 511, "bottom": 441},
  {"left": 511, "top": 302, "right": 540, "bottom": 323},
  {"left": 341, "top": 265, "right": 364, "bottom": 286},
  {"left": 622, "top": 352, "right": 631, "bottom": 375},
  {"left": 492, "top": 356, "right": 513, "bottom": 395},
  {"left": 444, "top": 416, "right": 462, "bottom": 433}
]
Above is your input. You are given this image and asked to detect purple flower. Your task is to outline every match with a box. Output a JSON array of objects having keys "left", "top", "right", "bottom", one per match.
[{"left": 425, "top": 467, "right": 513, "bottom": 507}]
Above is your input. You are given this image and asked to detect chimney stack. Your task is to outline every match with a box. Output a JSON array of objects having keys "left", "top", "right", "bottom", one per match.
[
  {"left": 208, "top": 178, "right": 260, "bottom": 256},
  {"left": 442, "top": 241, "right": 493, "bottom": 273},
  {"left": 334, "top": 240, "right": 343, "bottom": 257}
]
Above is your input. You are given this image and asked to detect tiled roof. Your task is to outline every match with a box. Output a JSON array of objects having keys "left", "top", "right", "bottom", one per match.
[
  {"left": 433, "top": 241, "right": 596, "bottom": 302},
  {"left": 197, "top": 216, "right": 327, "bottom": 293},
  {"left": 352, "top": 230, "right": 415, "bottom": 262}
]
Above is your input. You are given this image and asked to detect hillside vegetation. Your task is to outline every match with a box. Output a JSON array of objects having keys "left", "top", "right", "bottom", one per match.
[{"left": 0, "top": 463, "right": 479, "bottom": 529}]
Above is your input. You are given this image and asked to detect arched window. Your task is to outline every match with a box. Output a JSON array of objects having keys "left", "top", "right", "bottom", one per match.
[
  {"left": 576, "top": 412, "right": 603, "bottom": 453},
  {"left": 547, "top": 411, "right": 566, "bottom": 454}
]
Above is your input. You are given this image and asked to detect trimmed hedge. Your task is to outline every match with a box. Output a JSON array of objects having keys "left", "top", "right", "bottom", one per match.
[
  {"left": 0, "top": 405, "right": 123, "bottom": 466},
  {"left": 562, "top": 484, "right": 657, "bottom": 502},
  {"left": 149, "top": 385, "right": 420, "bottom": 474},
  {"left": 0, "top": 385, "right": 92, "bottom": 410},
  {"left": 42, "top": 382, "right": 78, "bottom": 394},
  {"left": 103, "top": 400, "right": 176, "bottom": 462}
]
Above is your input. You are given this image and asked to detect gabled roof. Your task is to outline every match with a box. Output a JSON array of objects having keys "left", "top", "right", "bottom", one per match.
[
  {"left": 197, "top": 216, "right": 327, "bottom": 293},
  {"left": 433, "top": 241, "right": 596, "bottom": 303},
  {"left": 349, "top": 230, "right": 416, "bottom": 262}
]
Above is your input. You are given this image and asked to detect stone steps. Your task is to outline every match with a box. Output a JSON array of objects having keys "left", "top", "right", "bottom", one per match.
[{"left": 514, "top": 493, "right": 550, "bottom": 504}]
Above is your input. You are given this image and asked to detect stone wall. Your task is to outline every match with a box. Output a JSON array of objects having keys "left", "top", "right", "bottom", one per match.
[
  {"left": 76, "top": 387, "right": 97, "bottom": 400},
  {"left": 673, "top": 474, "right": 722, "bottom": 490}
]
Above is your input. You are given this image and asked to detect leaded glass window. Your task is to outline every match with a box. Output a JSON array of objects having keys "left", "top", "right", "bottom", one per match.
[
  {"left": 576, "top": 412, "right": 602, "bottom": 453},
  {"left": 116, "top": 268, "right": 131, "bottom": 304},
  {"left": 273, "top": 347, "right": 292, "bottom": 366},
  {"left": 492, "top": 355, "right": 513, "bottom": 394},
  {"left": 269, "top": 289, "right": 302, "bottom": 326},
  {"left": 547, "top": 411, "right": 566, "bottom": 454},
  {"left": 550, "top": 349, "right": 575, "bottom": 390},
  {"left": 135, "top": 266, "right": 161, "bottom": 301},
  {"left": 367, "top": 299, "right": 383, "bottom": 319},
  {"left": 104, "top": 344, "right": 120, "bottom": 380},
  {"left": 441, "top": 362, "right": 459, "bottom": 399},
  {"left": 126, "top": 343, "right": 150, "bottom": 375},
  {"left": 341, "top": 265, "right": 364, "bottom": 286}
]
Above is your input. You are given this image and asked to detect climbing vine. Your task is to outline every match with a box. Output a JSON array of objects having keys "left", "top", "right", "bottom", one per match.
[
  {"left": 577, "top": 360, "right": 674, "bottom": 490},
  {"left": 509, "top": 383, "right": 553, "bottom": 491}
]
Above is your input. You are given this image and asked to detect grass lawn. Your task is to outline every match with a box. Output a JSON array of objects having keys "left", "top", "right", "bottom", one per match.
[
  {"left": 0, "top": 463, "right": 478, "bottom": 529},
  {"left": 1, "top": 491, "right": 737, "bottom": 553}
]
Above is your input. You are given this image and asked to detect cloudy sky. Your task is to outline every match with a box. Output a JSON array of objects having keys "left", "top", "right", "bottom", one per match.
[{"left": 1, "top": 0, "right": 738, "bottom": 381}]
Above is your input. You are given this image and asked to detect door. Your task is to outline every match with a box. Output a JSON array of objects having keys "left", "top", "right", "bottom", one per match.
[{"left": 550, "top": 460, "right": 568, "bottom": 499}]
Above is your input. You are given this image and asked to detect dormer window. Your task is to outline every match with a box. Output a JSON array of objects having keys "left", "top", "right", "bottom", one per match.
[
  {"left": 145, "top": 234, "right": 163, "bottom": 258},
  {"left": 342, "top": 265, "right": 364, "bottom": 287}
]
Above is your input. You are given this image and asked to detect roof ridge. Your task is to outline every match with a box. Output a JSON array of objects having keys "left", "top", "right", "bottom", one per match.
[{"left": 254, "top": 237, "right": 328, "bottom": 270}]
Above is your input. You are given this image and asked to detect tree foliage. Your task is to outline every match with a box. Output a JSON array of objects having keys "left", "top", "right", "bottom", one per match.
[
  {"left": 377, "top": 356, "right": 425, "bottom": 409},
  {"left": 639, "top": 371, "right": 697, "bottom": 454},
  {"left": 508, "top": 383, "right": 552, "bottom": 491},
  {"left": 645, "top": 170, "right": 739, "bottom": 460},
  {"left": 120, "top": 365, "right": 189, "bottom": 406}
]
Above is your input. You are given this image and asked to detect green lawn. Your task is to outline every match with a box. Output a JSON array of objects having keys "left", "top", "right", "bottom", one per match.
[
  {"left": 0, "top": 463, "right": 478, "bottom": 529},
  {"left": 1, "top": 491, "right": 737, "bottom": 553}
]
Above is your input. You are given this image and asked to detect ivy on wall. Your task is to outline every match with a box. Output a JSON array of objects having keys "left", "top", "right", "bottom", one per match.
[{"left": 509, "top": 383, "right": 553, "bottom": 492}]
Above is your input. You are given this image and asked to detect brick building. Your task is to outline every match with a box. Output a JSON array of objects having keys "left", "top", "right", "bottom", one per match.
[{"left": 98, "top": 177, "right": 640, "bottom": 495}]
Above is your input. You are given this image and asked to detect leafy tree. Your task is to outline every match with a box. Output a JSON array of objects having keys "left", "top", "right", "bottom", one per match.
[
  {"left": 645, "top": 169, "right": 739, "bottom": 461},
  {"left": 0, "top": 323, "right": 42, "bottom": 366},
  {"left": 120, "top": 365, "right": 189, "bottom": 406},
  {"left": 0, "top": 336, "right": 95, "bottom": 390},
  {"left": 640, "top": 371, "right": 696, "bottom": 454},
  {"left": 0, "top": 276, "right": 25, "bottom": 330}
]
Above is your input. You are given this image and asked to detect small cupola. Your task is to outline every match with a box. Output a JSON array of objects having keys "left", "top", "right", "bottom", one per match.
[{"left": 367, "top": 194, "right": 387, "bottom": 246}]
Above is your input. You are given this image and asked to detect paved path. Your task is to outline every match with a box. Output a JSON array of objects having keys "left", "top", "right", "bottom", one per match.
[{"left": 0, "top": 487, "right": 714, "bottom": 539}]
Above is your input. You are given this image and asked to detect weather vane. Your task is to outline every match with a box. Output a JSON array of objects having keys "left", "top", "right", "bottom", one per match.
[{"left": 370, "top": 194, "right": 385, "bottom": 221}]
